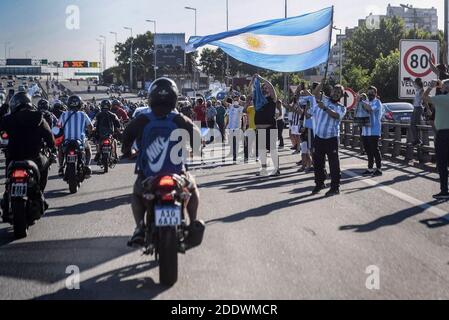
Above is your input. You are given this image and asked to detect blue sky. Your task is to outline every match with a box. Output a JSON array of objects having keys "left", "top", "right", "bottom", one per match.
[{"left": 0, "top": 0, "right": 444, "bottom": 68}]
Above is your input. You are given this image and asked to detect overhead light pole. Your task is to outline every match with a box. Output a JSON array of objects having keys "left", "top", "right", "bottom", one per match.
[
  {"left": 333, "top": 26, "right": 343, "bottom": 84},
  {"left": 400, "top": 4, "right": 417, "bottom": 36},
  {"left": 146, "top": 19, "right": 158, "bottom": 80},
  {"left": 124, "top": 26, "right": 134, "bottom": 91},
  {"left": 100, "top": 35, "right": 107, "bottom": 71},
  {"left": 96, "top": 38, "right": 104, "bottom": 72},
  {"left": 4, "top": 41, "right": 10, "bottom": 60},
  {"left": 185, "top": 6, "right": 198, "bottom": 91},
  {"left": 283, "top": 0, "right": 288, "bottom": 102}
]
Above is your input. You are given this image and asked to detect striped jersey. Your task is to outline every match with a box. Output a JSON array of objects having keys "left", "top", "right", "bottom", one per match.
[
  {"left": 362, "top": 98, "right": 384, "bottom": 137},
  {"left": 58, "top": 111, "right": 92, "bottom": 141},
  {"left": 226, "top": 105, "right": 244, "bottom": 130},
  {"left": 312, "top": 97, "right": 346, "bottom": 139}
]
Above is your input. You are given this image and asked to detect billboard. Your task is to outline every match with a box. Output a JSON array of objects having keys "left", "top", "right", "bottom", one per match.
[
  {"left": 63, "top": 61, "right": 89, "bottom": 68},
  {"left": 154, "top": 33, "right": 186, "bottom": 67},
  {"left": 6, "top": 59, "right": 32, "bottom": 66}
]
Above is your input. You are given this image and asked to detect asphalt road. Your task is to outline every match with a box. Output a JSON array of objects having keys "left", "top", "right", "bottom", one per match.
[{"left": 0, "top": 139, "right": 449, "bottom": 300}]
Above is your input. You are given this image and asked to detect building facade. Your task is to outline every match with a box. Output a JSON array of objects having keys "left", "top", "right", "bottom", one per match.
[{"left": 387, "top": 4, "right": 438, "bottom": 35}]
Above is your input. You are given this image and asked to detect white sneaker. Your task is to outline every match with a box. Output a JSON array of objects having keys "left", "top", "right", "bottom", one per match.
[{"left": 257, "top": 168, "right": 269, "bottom": 176}]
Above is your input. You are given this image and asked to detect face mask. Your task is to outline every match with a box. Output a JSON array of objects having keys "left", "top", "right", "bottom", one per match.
[{"left": 368, "top": 94, "right": 376, "bottom": 101}]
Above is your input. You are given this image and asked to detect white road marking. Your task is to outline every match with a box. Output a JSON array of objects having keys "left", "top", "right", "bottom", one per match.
[{"left": 344, "top": 169, "right": 449, "bottom": 221}]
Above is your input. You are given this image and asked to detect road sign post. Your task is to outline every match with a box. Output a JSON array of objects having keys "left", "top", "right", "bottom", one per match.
[{"left": 399, "top": 40, "right": 439, "bottom": 99}]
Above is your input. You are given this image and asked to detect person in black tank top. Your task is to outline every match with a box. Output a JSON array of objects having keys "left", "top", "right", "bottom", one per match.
[{"left": 250, "top": 74, "right": 280, "bottom": 177}]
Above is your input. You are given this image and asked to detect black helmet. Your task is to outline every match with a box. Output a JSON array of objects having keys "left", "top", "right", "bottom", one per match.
[
  {"left": 149, "top": 77, "right": 179, "bottom": 112},
  {"left": 37, "top": 99, "right": 50, "bottom": 112},
  {"left": 101, "top": 99, "right": 112, "bottom": 111},
  {"left": 53, "top": 100, "right": 64, "bottom": 111},
  {"left": 111, "top": 99, "right": 122, "bottom": 108},
  {"left": 9, "top": 92, "right": 33, "bottom": 114},
  {"left": 67, "top": 95, "right": 83, "bottom": 110}
]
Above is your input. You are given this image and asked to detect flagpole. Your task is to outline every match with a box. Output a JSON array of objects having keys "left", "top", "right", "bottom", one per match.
[{"left": 322, "top": 6, "right": 335, "bottom": 89}]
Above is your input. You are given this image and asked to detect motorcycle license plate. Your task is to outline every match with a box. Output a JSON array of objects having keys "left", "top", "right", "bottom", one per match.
[
  {"left": 67, "top": 155, "right": 77, "bottom": 163},
  {"left": 155, "top": 206, "right": 182, "bottom": 227},
  {"left": 11, "top": 183, "right": 27, "bottom": 197},
  {"left": 102, "top": 146, "right": 112, "bottom": 153}
]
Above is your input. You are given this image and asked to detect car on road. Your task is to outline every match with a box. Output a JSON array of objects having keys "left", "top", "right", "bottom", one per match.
[{"left": 382, "top": 102, "right": 414, "bottom": 124}]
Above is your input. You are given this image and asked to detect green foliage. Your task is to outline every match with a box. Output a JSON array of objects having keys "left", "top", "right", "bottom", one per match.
[
  {"left": 343, "top": 15, "right": 443, "bottom": 101},
  {"left": 342, "top": 65, "right": 371, "bottom": 92},
  {"left": 371, "top": 49, "right": 400, "bottom": 102}
]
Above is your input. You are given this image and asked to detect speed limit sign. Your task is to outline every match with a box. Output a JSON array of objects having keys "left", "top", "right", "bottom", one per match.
[{"left": 399, "top": 40, "right": 439, "bottom": 99}]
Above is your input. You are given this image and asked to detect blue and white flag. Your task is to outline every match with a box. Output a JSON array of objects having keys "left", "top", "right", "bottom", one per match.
[{"left": 186, "top": 7, "right": 333, "bottom": 73}]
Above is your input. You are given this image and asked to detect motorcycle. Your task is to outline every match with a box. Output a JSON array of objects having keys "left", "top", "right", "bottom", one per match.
[
  {"left": 136, "top": 174, "right": 204, "bottom": 287},
  {"left": 97, "top": 136, "right": 117, "bottom": 174},
  {"left": 2, "top": 150, "right": 56, "bottom": 239},
  {"left": 62, "top": 140, "right": 87, "bottom": 194}
]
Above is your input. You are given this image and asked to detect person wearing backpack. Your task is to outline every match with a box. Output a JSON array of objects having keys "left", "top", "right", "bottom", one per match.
[{"left": 121, "top": 78, "right": 204, "bottom": 246}]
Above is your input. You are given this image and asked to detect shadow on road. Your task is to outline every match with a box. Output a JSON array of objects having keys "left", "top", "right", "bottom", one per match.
[
  {"left": 45, "top": 194, "right": 131, "bottom": 216},
  {"left": 0, "top": 226, "right": 14, "bottom": 247},
  {"left": 339, "top": 200, "right": 445, "bottom": 233},
  {"left": 36, "top": 262, "right": 167, "bottom": 300},
  {"left": 0, "top": 236, "right": 137, "bottom": 284}
]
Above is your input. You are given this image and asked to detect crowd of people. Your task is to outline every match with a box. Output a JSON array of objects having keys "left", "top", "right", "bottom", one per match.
[{"left": 0, "top": 65, "right": 448, "bottom": 244}]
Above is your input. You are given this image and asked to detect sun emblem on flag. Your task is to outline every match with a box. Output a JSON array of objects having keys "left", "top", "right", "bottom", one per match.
[{"left": 244, "top": 35, "right": 264, "bottom": 51}]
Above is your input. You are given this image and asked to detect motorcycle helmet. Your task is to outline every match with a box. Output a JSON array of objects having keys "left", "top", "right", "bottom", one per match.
[
  {"left": 67, "top": 95, "right": 83, "bottom": 111},
  {"left": 9, "top": 92, "right": 33, "bottom": 114},
  {"left": 148, "top": 77, "right": 179, "bottom": 114}
]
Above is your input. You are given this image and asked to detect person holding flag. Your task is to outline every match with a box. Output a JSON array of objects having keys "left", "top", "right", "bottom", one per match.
[
  {"left": 311, "top": 81, "right": 346, "bottom": 197},
  {"left": 251, "top": 74, "right": 280, "bottom": 177}
]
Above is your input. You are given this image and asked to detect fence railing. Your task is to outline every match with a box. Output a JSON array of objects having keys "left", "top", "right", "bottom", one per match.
[{"left": 340, "top": 120, "right": 436, "bottom": 165}]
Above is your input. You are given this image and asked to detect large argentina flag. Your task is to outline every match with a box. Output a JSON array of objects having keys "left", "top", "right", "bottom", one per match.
[{"left": 186, "top": 7, "right": 333, "bottom": 73}]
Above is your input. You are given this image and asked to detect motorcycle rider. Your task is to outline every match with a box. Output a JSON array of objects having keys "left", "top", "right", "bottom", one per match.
[
  {"left": 112, "top": 99, "right": 130, "bottom": 123},
  {"left": 93, "top": 99, "right": 121, "bottom": 163},
  {"left": 57, "top": 96, "right": 93, "bottom": 176},
  {"left": 0, "top": 92, "right": 56, "bottom": 222},
  {"left": 121, "top": 78, "right": 204, "bottom": 246},
  {"left": 52, "top": 100, "right": 67, "bottom": 119},
  {"left": 37, "top": 99, "right": 58, "bottom": 128}
]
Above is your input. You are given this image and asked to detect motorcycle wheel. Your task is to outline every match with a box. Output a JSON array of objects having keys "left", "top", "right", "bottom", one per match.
[
  {"left": 67, "top": 163, "right": 79, "bottom": 194},
  {"left": 12, "top": 199, "right": 28, "bottom": 239},
  {"left": 102, "top": 155, "right": 109, "bottom": 174},
  {"left": 158, "top": 227, "right": 178, "bottom": 287}
]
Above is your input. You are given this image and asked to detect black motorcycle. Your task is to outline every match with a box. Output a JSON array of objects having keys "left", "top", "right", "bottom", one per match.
[
  {"left": 97, "top": 136, "right": 117, "bottom": 174},
  {"left": 63, "top": 140, "right": 87, "bottom": 194},
  {"left": 3, "top": 149, "right": 56, "bottom": 239},
  {"left": 136, "top": 174, "right": 204, "bottom": 287}
]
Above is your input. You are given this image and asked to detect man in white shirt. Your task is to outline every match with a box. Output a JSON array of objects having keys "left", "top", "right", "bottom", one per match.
[{"left": 225, "top": 97, "right": 244, "bottom": 163}]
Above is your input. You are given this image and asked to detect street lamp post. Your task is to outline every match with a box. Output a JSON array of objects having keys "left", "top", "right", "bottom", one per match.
[
  {"left": 4, "top": 42, "right": 10, "bottom": 60},
  {"left": 146, "top": 19, "right": 158, "bottom": 81},
  {"left": 401, "top": 4, "right": 417, "bottom": 36},
  {"left": 226, "top": 0, "right": 230, "bottom": 85},
  {"left": 96, "top": 39, "right": 103, "bottom": 72},
  {"left": 124, "top": 27, "right": 134, "bottom": 91},
  {"left": 283, "top": 0, "right": 288, "bottom": 102},
  {"left": 333, "top": 26, "right": 343, "bottom": 84},
  {"left": 100, "top": 35, "right": 107, "bottom": 71},
  {"left": 185, "top": 6, "right": 197, "bottom": 91},
  {"left": 110, "top": 32, "right": 118, "bottom": 67},
  {"left": 8, "top": 47, "right": 13, "bottom": 59},
  {"left": 445, "top": 0, "right": 449, "bottom": 64}
]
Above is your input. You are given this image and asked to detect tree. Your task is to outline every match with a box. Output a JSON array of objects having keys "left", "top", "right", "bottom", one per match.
[
  {"left": 344, "top": 16, "right": 406, "bottom": 72},
  {"left": 342, "top": 65, "right": 371, "bottom": 92},
  {"left": 370, "top": 49, "right": 400, "bottom": 102},
  {"left": 199, "top": 48, "right": 226, "bottom": 80}
]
